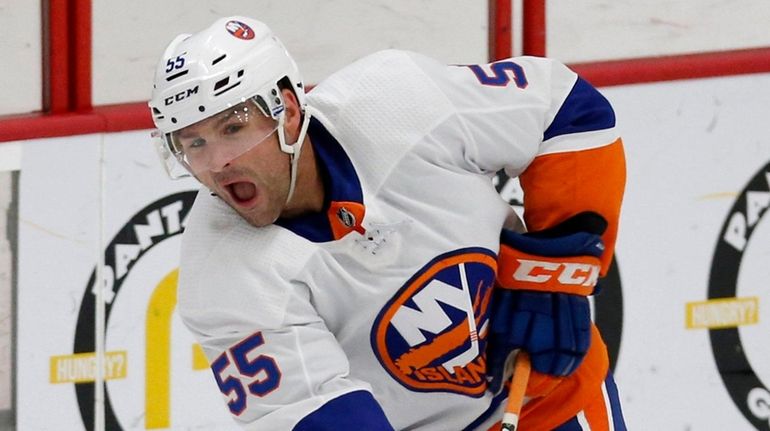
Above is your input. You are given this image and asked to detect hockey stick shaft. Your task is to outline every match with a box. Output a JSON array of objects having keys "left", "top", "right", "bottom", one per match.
[{"left": 501, "top": 352, "right": 531, "bottom": 431}]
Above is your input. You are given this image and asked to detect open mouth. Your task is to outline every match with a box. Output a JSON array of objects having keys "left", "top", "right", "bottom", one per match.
[{"left": 225, "top": 181, "right": 259, "bottom": 208}]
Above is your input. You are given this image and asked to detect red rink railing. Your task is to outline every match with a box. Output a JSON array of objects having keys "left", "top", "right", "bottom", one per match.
[
  {"left": 493, "top": 0, "right": 770, "bottom": 87},
  {"left": 570, "top": 47, "right": 770, "bottom": 87},
  {"left": 2, "top": 0, "right": 770, "bottom": 143}
]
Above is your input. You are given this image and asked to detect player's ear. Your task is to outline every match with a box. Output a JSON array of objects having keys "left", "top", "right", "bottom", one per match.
[{"left": 281, "top": 88, "right": 302, "bottom": 142}]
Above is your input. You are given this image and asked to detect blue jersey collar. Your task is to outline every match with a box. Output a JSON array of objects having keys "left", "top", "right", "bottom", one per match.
[{"left": 276, "top": 117, "right": 365, "bottom": 242}]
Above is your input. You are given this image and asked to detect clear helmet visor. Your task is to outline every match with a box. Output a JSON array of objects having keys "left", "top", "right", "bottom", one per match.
[{"left": 156, "top": 98, "right": 280, "bottom": 178}]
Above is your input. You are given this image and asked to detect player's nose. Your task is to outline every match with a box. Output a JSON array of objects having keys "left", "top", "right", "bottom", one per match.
[{"left": 207, "top": 147, "right": 235, "bottom": 173}]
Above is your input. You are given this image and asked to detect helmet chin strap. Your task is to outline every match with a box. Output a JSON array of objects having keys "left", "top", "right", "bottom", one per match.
[{"left": 277, "top": 105, "right": 315, "bottom": 205}]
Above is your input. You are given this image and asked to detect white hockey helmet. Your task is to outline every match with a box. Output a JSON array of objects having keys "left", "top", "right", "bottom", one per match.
[{"left": 149, "top": 16, "right": 312, "bottom": 202}]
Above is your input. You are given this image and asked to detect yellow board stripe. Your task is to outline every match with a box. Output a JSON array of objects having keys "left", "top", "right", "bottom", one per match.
[
  {"left": 49, "top": 351, "right": 127, "bottom": 384},
  {"left": 686, "top": 296, "right": 759, "bottom": 329},
  {"left": 192, "top": 343, "right": 210, "bottom": 370},
  {"left": 145, "top": 269, "right": 178, "bottom": 429}
]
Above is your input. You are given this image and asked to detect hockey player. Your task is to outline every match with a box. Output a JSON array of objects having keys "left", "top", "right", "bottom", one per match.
[{"left": 149, "top": 16, "right": 626, "bottom": 430}]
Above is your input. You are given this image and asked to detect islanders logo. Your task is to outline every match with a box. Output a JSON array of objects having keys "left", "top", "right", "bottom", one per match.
[
  {"left": 225, "top": 20, "right": 255, "bottom": 40},
  {"left": 371, "top": 248, "right": 497, "bottom": 397}
]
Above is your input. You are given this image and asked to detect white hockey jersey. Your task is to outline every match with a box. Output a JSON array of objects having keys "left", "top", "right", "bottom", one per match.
[{"left": 177, "top": 49, "right": 622, "bottom": 430}]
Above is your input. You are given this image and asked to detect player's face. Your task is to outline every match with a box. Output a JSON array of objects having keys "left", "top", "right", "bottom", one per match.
[
  {"left": 199, "top": 129, "right": 291, "bottom": 227},
  {"left": 170, "top": 100, "right": 280, "bottom": 176},
  {"left": 174, "top": 102, "right": 292, "bottom": 227}
]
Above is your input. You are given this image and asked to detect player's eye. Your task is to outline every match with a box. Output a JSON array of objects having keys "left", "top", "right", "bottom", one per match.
[
  {"left": 185, "top": 137, "right": 206, "bottom": 150},
  {"left": 222, "top": 123, "right": 245, "bottom": 135}
]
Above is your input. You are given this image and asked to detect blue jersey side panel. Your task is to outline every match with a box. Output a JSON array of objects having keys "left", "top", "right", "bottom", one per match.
[{"left": 293, "top": 390, "right": 395, "bottom": 431}]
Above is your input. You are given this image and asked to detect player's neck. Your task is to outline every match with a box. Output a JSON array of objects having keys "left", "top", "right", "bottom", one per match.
[{"left": 281, "top": 136, "right": 324, "bottom": 218}]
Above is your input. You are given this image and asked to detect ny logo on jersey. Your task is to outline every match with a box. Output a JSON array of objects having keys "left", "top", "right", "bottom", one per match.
[{"left": 370, "top": 248, "right": 496, "bottom": 397}]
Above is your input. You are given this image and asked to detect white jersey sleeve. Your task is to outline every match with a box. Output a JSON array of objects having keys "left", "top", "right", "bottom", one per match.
[
  {"left": 387, "top": 50, "right": 624, "bottom": 269},
  {"left": 400, "top": 50, "right": 620, "bottom": 178}
]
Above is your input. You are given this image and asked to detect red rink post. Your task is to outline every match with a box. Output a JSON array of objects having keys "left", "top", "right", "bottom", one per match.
[{"left": 488, "top": 0, "right": 512, "bottom": 61}]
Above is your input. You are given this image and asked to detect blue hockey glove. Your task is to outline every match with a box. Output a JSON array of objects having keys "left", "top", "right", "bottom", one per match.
[{"left": 486, "top": 212, "right": 607, "bottom": 393}]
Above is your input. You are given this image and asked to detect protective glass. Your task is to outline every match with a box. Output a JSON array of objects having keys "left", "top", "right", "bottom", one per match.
[{"left": 158, "top": 99, "right": 280, "bottom": 178}]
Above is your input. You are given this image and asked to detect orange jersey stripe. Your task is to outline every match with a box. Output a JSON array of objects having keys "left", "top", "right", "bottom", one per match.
[
  {"left": 519, "top": 138, "right": 626, "bottom": 274},
  {"left": 517, "top": 324, "right": 610, "bottom": 431},
  {"left": 583, "top": 387, "right": 613, "bottom": 431}
]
